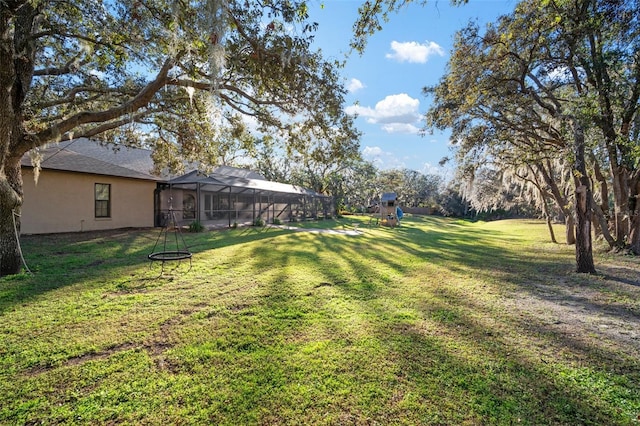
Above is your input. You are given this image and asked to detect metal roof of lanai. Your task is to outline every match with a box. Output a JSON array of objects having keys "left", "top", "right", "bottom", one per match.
[{"left": 168, "top": 170, "right": 329, "bottom": 198}]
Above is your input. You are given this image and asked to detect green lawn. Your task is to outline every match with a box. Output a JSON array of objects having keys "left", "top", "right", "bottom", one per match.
[{"left": 1, "top": 216, "right": 639, "bottom": 425}]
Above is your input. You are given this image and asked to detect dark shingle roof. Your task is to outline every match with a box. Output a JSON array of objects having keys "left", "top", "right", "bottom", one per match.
[{"left": 21, "top": 138, "right": 163, "bottom": 181}]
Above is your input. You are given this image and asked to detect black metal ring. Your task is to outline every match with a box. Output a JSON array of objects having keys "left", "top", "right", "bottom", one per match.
[{"left": 148, "top": 251, "right": 193, "bottom": 261}]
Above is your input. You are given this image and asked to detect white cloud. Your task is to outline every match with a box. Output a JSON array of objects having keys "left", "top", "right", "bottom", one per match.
[
  {"left": 347, "top": 78, "right": 365, "bottom": 93},
  {"left": 544, "top": 65, "right": 586, "bottom": 84},
  {"left": 421, "top": 162, "right": 454, "bottom": 181},
  {"left": 385, "top": 40, "right": 444, "bottom": 63},
  {"left": 374, "top": 94, "right": 420, "bottom": 123},
  {"left": 380, "top": 123, "right": 420, "bottom": 134},
  {"left": 346, "top": 93, "right": 422, "bottom": 134},
  {"left": 362, "top": 145, "right": 406, "bottom": 169},
  {"left": 345, "top": 104, "right": 373, "bottom": 117},
  {"left": 242, "top": 114, "right": 260, "bottom": 133},
  {"left": 362, "top": 146, "right": 383, "bottom": 157}
]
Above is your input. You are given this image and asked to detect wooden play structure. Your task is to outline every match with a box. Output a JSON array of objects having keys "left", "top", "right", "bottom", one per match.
[{"left": 380, "top": 192, "right": 399, "bottom": 227}]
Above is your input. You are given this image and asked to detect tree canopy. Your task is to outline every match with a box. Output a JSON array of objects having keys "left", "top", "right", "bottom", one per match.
[{"left": 425, "top": 0, "right": 640, "bottom": 272}]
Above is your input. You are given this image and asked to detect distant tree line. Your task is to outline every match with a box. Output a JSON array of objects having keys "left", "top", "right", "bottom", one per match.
[{"left": 240, "top": 142, "right": 538, "bottom": 221}]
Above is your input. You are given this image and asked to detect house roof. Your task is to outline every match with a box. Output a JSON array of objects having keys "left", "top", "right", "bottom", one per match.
[
  {"left": 21, "top": 138, "right": 162, "bottom": 181},
  {"left": 22, "top": 138, "right": 330, "bottom": 199}
]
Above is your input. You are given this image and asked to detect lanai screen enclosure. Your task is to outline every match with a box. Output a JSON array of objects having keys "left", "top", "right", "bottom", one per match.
[{"left": 157, "top": 169, "right": 334, "bottom": 228}]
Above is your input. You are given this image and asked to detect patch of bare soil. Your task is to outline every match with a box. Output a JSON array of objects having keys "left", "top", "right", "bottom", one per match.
[
  {"left": 504, "top": 258, "right": 640, "bottom": 363},
  {"left": 22, "top": 227, "right": 154, "bottom": 244}
]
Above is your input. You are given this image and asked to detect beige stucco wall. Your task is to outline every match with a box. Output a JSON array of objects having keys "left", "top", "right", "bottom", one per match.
[{"left": 21, "top": 168, "right": 157, "bottom": 234}]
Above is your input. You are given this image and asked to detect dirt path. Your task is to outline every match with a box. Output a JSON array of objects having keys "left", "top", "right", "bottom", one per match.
[{"left": 503, "top": 262, "right": 640, "bottom": 361}]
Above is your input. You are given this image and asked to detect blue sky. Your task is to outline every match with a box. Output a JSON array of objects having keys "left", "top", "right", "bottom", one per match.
[{"left": 308, "top": 0, "right": 518, "bottom": 176}]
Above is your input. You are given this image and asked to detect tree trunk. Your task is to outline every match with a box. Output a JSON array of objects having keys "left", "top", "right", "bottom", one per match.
[
  {"left": 539, "top": 189, "right": 557, "bottom": 244},
  {"left": 590, "top": 153, "right": 617, "bottom": 248},
  {"left": 605, "top": 144, "right": 630, "bottom": 248},
  {"left": 565, "top": 215, "right": 576, "bottom": 246},
  {"left": 536, "top": 161, "right": 575, "bottom": 245},
  {"left": 0, "top": 160, "right": 23, "bottom": 277},
  {"left": 539, "top": 196, "right": 558, "bottom": 244},
  {"left": 546, "top": 215, "right": 557, "bottom": 244},
  {"left": 574, "top": 184, "right": 596, "bottom": 273},
  {"left": 591, "top": 153, "right": 610, "bottom": 220},
  {"left": 630, "top": 209, "right": 640, "bottom": 255},
  {"left": 0, "top": 205, "right": 22, "bottom": 277},
  {"left": 573, "top": 122, "right": 596, "bottom": 274},
  {"left": 629, "top": 178, "right": 640, "bottom": 254},
  {"left": 592, "top": 202, "right": 616, "bottom": 248},
  {"left": 613, "top": 169, "right": 630, "bottom": 247}
]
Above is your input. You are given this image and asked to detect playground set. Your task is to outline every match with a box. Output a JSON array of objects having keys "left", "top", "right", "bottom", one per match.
[{"left": 379, "top": 192, "right": 403, "bottom": 227}]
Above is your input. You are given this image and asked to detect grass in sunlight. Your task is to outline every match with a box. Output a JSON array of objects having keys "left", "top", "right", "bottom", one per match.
[{"left": 1, "top": 216, "right": 639, "bottom": 425}]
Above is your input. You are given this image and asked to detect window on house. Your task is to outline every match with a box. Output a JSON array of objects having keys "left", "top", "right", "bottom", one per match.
[{"left": 95, "top": 183, "right": 111, "bottom": 218}]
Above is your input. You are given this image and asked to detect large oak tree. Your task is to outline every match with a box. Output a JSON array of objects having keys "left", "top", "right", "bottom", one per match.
[
  {"left": 0, "top": 0, "right": 359, "bottom": 276},
  {"left": 425, "top": 0, "right": 639, "bottom": 273}
]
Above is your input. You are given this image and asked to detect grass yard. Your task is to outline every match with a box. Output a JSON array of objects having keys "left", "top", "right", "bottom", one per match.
[{"left": 1, "top": 216, "right": 639, "bottom": 425}]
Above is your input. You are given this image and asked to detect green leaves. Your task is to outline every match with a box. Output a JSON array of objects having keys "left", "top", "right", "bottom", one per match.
[{"left": 0, "top": 0, "right": 362, "bottom": 197}]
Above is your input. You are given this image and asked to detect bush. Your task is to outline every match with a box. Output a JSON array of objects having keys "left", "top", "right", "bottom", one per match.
[
  {"left": 273, "top": 218, "right": 282, "bottom": 225},
  {"left": 188, "top": 220, "right": 205, "bottom": 233},
  {"left": 253, "top": 217, "right": 265, "bottom": 227}
]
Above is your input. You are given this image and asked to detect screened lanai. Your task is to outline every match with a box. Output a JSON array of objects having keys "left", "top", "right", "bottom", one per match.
[{"left": 155, "top": 169, "right": 334, "bottom": 228}]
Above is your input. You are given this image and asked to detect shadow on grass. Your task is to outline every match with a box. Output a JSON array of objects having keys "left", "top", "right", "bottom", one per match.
[
  {"left": 2, "top": 216, "right": 638, "bottom": 423},
  {"left": 0, "top": 225, "right": 294, "bottom": 315},
  {"left": 235, "top": 216, "right": 639, "bottom": 423}
]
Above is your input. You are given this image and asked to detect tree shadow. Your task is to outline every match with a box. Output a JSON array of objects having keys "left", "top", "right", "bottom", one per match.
[
  {"left": 3, "top": 216, "right": 638, "bottom": 423},
  {"left": 0, "top": 225, "right": 295, "bottom": 314},
  {"left": 227, "top": 216, "right": 639, "bottom": 422}
]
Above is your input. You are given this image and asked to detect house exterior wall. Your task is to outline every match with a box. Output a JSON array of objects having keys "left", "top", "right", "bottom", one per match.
[{"left": 21, "top": 168, "right": 157, "bottom": 234}]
